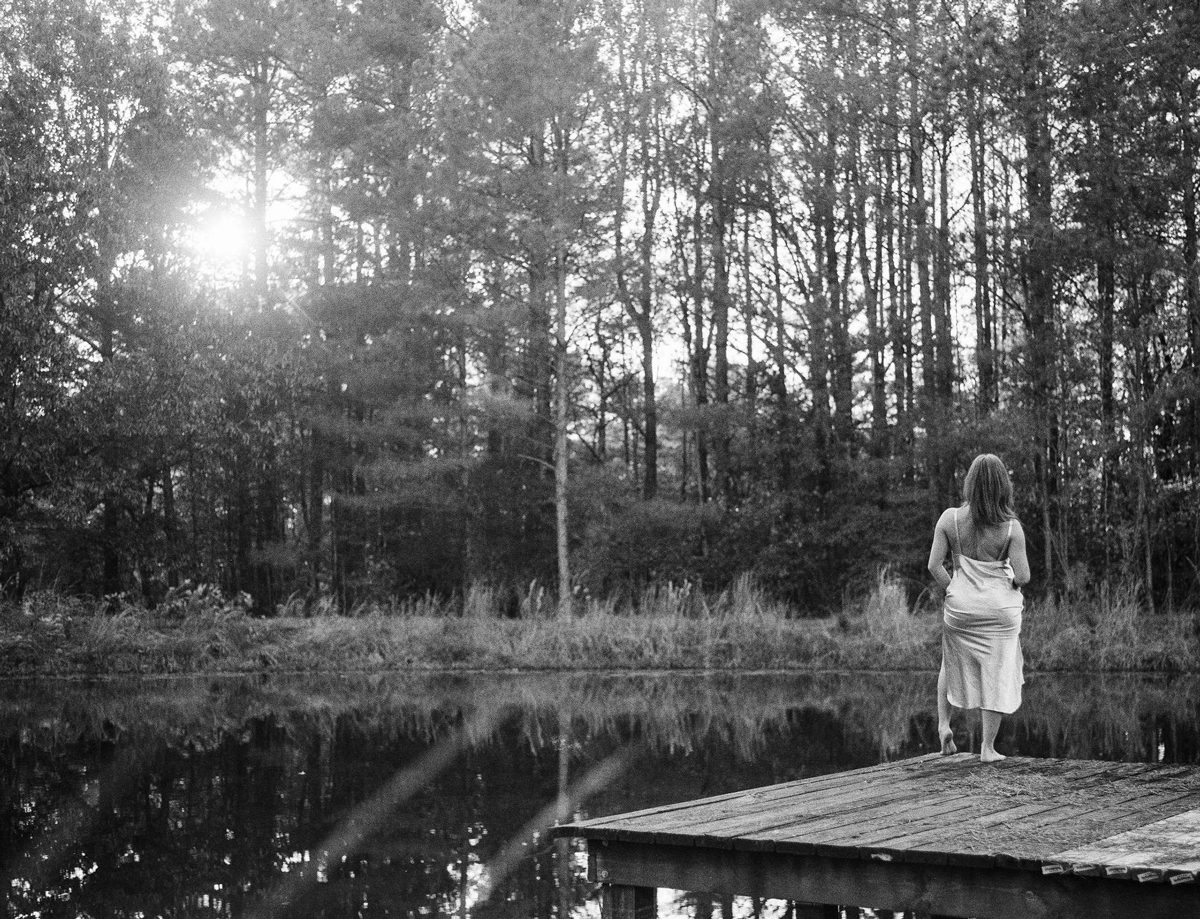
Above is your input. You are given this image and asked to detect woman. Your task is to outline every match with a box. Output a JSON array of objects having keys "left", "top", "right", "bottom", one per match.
[{"left": 927, "top": 454, "right": 1031, "bottom": 762}]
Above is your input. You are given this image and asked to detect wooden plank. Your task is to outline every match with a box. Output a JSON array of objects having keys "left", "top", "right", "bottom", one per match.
[
  {"left": 754, "top": 753, "right": 984, "bottom": 809},
  {"left": 910, "top": 789, "right": 1196, "bottom": 869},
  {"left": 692, "top": 776, "right": 991, "bottom": 850},
  {"left": 963, "top": 777, "right": 1187, "bottom": 839},
  {"left": 572, "top": 755, "right": 1191, "bottom": 867},
  {"left": 833, "top": 811, "right": 1007, "bottom": 866},
  {"left": 1010, "top": 765, "right": 1197, "bottom": 828},
  {"left": 804, "top": 760, "right": 1153, "bottom": 863},
  {"left": 772, "top": 789, "right": 983, "bottom": 844},
  {"left": 580, "top": 759, "right": 984, "bottom": 852},
  {"left": 782, "top": 757, "right": 1072, "bottom": 854},
  {"left": 975, "top": 772, "right": 1200, "bottom": 869},
  {"left": 818, "top": 756, "right": 1118, "bottom": 845},
  {"left": 948, "top": 767, "right": 1193, "bottom": 846},
  {"left": 791, "top": 904, "right": 839, "bottom": 919},
  {"left": 588, "top": 839, "right": 1200, "bottom": 919},
  {"left": 602, "top": 755, "right": 972, "bottom": 839},
  {"left": 564, "top": 755, "right": 1200, "bottom": 893},
  {"left": 1036, "top": 775, "right": 1200, "bottom": 828},
  {"left": 557, "top": 755, "right": 946, "bottom": 835},
  {"left": 672, "top": 763, "right": 979, "bottom": 846},
  {"left": 1047, "top": 808, "right": 1200, "bottom": 874},
  {"left": 651, "top": 755, "right": 996, "bottom": 843},
  {"left": 831, "top": 797, "right": 1012, "bottom": 864},
  {"left": 853, "top": 761, "right": 1170, "bottom": 866},
  {"left": 600, "top": 885, "right": 657, "bottom": 919},
  {"left": 561, "top": 782, "right": 792, "bottom": 833},
  {"left": 1044, "top": 789, "right": 1200, "bottom": 839},
  {"left": 741, "top": 791, "right": 985, "bottom": 858}
]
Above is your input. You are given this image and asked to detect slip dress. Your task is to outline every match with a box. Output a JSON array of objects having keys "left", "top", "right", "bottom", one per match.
[{"left": 942, "top": 508, "right": 1024, "bottom": 714}]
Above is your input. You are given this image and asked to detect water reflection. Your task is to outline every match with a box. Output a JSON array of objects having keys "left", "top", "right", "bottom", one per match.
[{"left": 2, "top": 671, "right": 1197, "bottom": 918}]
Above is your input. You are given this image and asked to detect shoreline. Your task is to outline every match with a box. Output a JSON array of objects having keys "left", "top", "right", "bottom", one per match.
[
  {"left": 3, "top": 608, "right": 1197, "bottom": 678},
  {"left": 2, "top": 664, "right": 1198, "bottom": 681}
]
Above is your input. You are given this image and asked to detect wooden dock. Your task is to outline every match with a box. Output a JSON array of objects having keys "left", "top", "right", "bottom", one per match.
[{"left": 554, "top": 753, "right": 1200, "bottom": 919}]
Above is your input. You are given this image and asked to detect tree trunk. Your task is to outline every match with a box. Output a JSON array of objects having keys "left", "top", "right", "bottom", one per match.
[
  {"left": 253, "top": 56, "right": 270, "bottom": 301},
  {"left": 612, "top": 12, "right": 660, "bottom": 500},
  {"left": 1180, "top": 63, "right": 1200, "bottom": 587},
  {"left": 525, "top": 128, "right": 555, "bottom": 467},
  {"left": 965, "top": 11, "right": 995, "bottom": 411},
  {"left": 638, "top": 311, "right": 658, "bottom": 499},
  {"left": 709, "top": 111, "right": 731, "bottom": 501},
  {"left": 743, "top": 202, "right": 757, "bottom": 479},
  {"left": 457, "top": 330, "right": 475, "bottom": 606},
  {"left": 809, "top": 214, "right": 832, "bottom": 480},
  {"left": 595, "top": 314, "right": 610, "bottom": 461},
  {"left": 935, "top": 132, "right": 954, "bottom": 403},
  {"left": 853, "top": 118, "right": 887, "bottom": 454},
  {"left": 691, "top": 187, "right": 710, "bottom": 501},
  {"left": 823, "top": 24, "right": 853, "bottom": 450},
  {"left": 908, "top": 0, "right": 934, "bottom": 413},
  {"left": 884, "top": 116, "right": 907, "bottom": 438},
  {"left": 637, "top": 125, "right": 661, "bottom": 498},
  {"left": 1180, "top": 71, "right": 1199, "bottom": 470},
  {"left": 767, "top": 186, "right": 793, "bottom": 489},
  {"left": 932, "top": 133, "right": 955, "bottom": 504},
  {"left": 1020, "top": 0, "right": 1057, "bottom": 585},
  {"left": 553, "top": 119, "right": 572, "bottom": 618},
  {"left": 554, "top": 264, "right": 571, "bottom": 617},
  {"left": 98, "top": 246, "right": 121, "bottom": 598},
  {"left": 162, "top": 466, "right": 178, "bottom": 590},
  {"left": 308, "top": 409, "right": 327, "bottom": 598},
  {"left": 1095, "top": 112, "right": 1117, "bottom": 583}
]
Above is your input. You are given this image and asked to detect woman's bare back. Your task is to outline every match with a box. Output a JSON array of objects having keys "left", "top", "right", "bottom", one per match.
[{"left": 955, "top": 509, "right": 1012, "bottom": 562}]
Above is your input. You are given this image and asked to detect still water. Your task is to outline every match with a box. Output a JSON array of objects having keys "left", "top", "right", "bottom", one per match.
[{"left": 2, "top": 671, "right": 1198, "bottom": 918}]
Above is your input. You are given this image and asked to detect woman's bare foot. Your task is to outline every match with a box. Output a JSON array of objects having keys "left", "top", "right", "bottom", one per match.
[
  {"left": 980, "top": 749, "right": 1006, "bottom": 763},
  {"left": 939, "top": 726, "right": 957, "bottom": 755}
]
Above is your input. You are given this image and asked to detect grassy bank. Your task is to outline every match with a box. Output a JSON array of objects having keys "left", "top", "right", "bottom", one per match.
[
  {"left": 5, "top": 671, "right": 1196, "bottom": 766},
  {"left": 2, "top": 577, "right": 1197, "bottom": 676}
]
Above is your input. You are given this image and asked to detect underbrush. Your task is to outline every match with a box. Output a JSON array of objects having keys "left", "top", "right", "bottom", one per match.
[
  {"left": 0, "top": 575, "right": 1195, "bottom": 676},
  {"left": 1022, "top": 584, "right": 1200, "bottom": 671}
]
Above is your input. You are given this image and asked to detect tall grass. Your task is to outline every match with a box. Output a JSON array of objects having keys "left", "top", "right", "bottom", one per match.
[
  {"left": 1022, "top": 584, "right": 1200, "bottom": 671},
  {"left": 0, "top": 575, "right": 1195, "bottom": 676}
]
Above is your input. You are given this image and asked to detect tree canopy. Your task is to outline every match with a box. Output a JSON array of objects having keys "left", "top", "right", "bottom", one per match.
[{"left": 2, "top": 0, "right": 1198, "bottom": 613}]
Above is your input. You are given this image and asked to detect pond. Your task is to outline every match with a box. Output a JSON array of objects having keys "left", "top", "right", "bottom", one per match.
[{"left": 3, "top": 671, "right": 1198, "bottom": 918}]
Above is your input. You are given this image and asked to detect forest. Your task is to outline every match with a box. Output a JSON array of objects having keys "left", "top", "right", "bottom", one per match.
[{"left": 2, "top": 0, "right": 1199, "bottom": 616}]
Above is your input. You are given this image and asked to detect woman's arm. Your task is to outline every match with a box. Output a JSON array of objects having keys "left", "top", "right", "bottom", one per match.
[
  {"left": 1008, "top": 520, "right": 1031, "bottom": 586},
  {"left": 927, "top": 509, "right": 953, "bottom": 590}
]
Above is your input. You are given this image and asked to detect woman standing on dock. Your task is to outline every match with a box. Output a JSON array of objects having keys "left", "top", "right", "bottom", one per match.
[{"left": 927, "top": 453, "right": 1031, "bottom": 763}]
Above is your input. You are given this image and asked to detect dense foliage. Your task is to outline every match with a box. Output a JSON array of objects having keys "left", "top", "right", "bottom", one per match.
[{"left": 2, "top": 0, "right": 1199, "bottom": 613}]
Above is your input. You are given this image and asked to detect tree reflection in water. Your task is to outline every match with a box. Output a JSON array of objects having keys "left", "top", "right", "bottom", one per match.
[{"left": 1, "top": 672, "right": 1197, "bottom": 918}]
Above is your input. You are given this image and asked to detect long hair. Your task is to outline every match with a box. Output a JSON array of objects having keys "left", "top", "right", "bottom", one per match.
[{"left": 962, "top": 454, "right": 1016, "bottom": 528}]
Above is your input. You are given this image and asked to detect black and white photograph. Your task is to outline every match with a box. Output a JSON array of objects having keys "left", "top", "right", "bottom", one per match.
[{"left": 2, "top": 0, "right": 1199, "bottom": 915}]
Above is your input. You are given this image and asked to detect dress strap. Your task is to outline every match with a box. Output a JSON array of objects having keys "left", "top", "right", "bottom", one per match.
[
  {"left": 954, "top": 508, "right": 961, "bottom": 556},
  {"left": 1000, "top": 519, "right": 1013, "bottom": 559}
]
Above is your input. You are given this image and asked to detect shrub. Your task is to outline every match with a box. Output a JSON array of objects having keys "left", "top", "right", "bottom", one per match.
[
  {"left": 576, "top": 499, "right": 724, "bottom": 599},
  {"left": 156, "top": 582, "right": 251, "bottom": 622}
]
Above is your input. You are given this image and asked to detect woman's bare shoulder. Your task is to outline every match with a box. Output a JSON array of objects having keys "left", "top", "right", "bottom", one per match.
[{"left": 935, "top": 506, "right": 959, "bottom": 529}]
